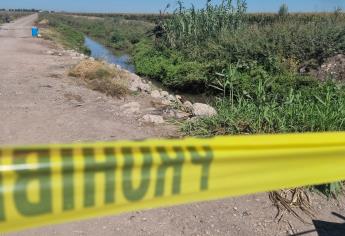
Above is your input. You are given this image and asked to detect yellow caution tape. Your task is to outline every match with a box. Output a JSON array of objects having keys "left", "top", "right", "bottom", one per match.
[{"left": 1, "top": 132, "right": 345, "bottom": 232}]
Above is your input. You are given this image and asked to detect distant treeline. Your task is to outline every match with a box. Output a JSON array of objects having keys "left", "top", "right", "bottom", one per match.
[
  {"left": 0, "top": 11, "right": 32, "bottom": 23},
  {"left": 63, "top": 12, "right": 171, "bottom": 23},
  {"left": 50, "top": 11, "right": 345, "bottom": 24},
  {"left": 245, "top": 12, "right": 345, "bottom": 25},
  {"left": 0, "top": 9, "right": 40, "bottom": 12}
]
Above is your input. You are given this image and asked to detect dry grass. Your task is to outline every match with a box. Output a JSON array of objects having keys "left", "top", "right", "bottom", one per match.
[
  {"left": 269, "top": 189, "right": 315, "bottom": 223},
  {"left": 39, "top": 28, "right": 56, "bottom": 40},
  {"left": 37, "top": 19, "right": 49, "bottom": 27},
  {"left": 69, "top": 59, "right": 130, "bottom": 97}
]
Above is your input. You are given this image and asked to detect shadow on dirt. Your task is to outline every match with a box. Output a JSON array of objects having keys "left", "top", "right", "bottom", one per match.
[{"left": 292, "top": 212, "right": 345, "bottom": 236}]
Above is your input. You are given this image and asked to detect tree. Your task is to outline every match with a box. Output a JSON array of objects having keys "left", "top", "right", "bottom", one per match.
[
  {"left": 278, "top": 3, "right": 289, "bottom": 17},
  {"left": 335, "top": 6, "right": 343, "bottom": 15}
]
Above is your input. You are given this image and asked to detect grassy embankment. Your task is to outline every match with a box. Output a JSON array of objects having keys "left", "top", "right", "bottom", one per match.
[
  {"left": 37, "top": 15, "right": 90, "bottom": 55},
  {"left": 132, "top": 1, "right": 345, "bottom": 195},
  {"left": 39, "top": 13, "right": 154, "bottom": 52},
  {"left": 38, "top": 13, "right": 155, "bottom": 97},
  {"left": 132, "top": 2, "right": 345, "bottom": 136}
]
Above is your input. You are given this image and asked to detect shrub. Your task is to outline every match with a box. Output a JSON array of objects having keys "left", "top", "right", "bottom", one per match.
[{"left": 133, "top": 41, "right": 207, "bottom": 90}]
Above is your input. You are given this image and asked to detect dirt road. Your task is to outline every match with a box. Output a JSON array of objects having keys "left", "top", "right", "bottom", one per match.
[
  {"left": 0, "top": 14, "right": 177, "bottom": 145},
  {"left": 1, "top": 15, "right": 345, "bottom": 236}
]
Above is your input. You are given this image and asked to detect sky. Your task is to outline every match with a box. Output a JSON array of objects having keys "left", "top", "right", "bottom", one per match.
[{"left": 1, "top": 0, "right": 344, "bottom": 13}]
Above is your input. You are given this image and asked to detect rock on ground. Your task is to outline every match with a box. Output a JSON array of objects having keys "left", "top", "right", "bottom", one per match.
[
  {"left": 183, "top": 101, "right": 194, "bottom": 112},
  {"left": 150, "top": 90, "right": 161, "bottom": 99},
  {"left": 170, "top": 110, "right": 190, "bottom": 120},
  {"left": 192, "top": 103, "right": 217, "bottom": 117},
  {"left": 160, "top": 91, "right": 169, "bottom": 98},
  {"left": 142, "top": 114, "right": 165, "bottom": 124},
  {"left": 129, "top": 75, "right": 151, "bottom": 92},
  {"left": 120, "top": 102, "right": 140, "bottom": 115}
]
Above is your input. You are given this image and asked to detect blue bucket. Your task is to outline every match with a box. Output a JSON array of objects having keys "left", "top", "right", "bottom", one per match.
[{"left": 31, "top": 27, "right": 39, "bottom": 37}]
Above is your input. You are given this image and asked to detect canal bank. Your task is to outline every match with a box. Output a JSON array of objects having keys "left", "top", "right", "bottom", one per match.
[{"left": 84, "top": 36, "right": 210, "bottom": 104}]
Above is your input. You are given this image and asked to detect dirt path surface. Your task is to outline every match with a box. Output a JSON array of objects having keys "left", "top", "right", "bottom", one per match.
[
  {"left": 1, "top": 15, "right": 345, "bottom": 236},
  {"left": 0, "top": 14, "right": 177, "bottom": 145}
]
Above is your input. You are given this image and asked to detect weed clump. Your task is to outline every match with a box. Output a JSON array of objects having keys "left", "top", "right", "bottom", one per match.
[{"left": 69, "top": 60, "right": 129, "bottom": 97}]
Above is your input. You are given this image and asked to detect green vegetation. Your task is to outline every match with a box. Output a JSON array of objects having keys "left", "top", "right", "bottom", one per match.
[
  {"left": 132, "top": 0, "right": 345, "bottom": 196},
  {"left": 315, "top": 182, "right": 344, "bottom": 198},
  {"left": 40, "top": 13, "right": 154, "bottom": 51},
  {"left": 38, "top": 14, "right": 91, "bottom": 54},
  {"left": 40, "top": 3, "right": 345, "bottom": 137},
  {"left": 182, "top": 70, "right": 345, "bottom": 136},
  {"left": 134, "top": 5, "right": 345, "bottom": 91},
  {"left": 39, "top": 1, "right": 345, "bottom": 196},
  {"left": 140, "top": 1, "right": 345, "bottom": 136}
]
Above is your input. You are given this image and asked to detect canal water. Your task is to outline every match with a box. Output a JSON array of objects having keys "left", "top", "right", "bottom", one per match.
[{"left": 84, "top": 36, "right": 135, "bottom": 73}]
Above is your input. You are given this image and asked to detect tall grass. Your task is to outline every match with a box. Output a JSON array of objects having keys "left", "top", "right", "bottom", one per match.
[
  {"left": 162, "top": 0, "right": 247, "bottom": 48},
  {"left": 134, "top": 1, "right": 345, "bottom": 91},
  {"left": 142, "top": 1, "right": 345, "bottom": 196},
  {"left": 183, "top": 68, "right": 345, "bottom": 136},
  {"left": 182, "top": 68, "right": 345, "bottom": 196}
]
